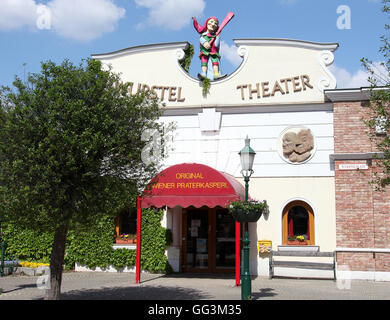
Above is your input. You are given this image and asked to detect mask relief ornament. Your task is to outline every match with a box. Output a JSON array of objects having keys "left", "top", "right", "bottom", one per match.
[{"left": 282, "top": 128, "right": 314, "bottom": 163}]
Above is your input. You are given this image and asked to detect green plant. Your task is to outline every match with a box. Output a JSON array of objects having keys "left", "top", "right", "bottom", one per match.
[
  {"left": 1, "top": 223, "right": 53, "bottom": 264},
  {"left": 2, "top": 209, "right": 172, "bottom": 273},
  {"left": 117, "top": 233, "right": 136, "bottom": 240},
  {"left": 201, "top": 78, "right": 211, "bottom": 96},
  {"left": 179, "top": 44, "right": 194, "bottom": 73},
  {"left": 227, "top": 199, "right": 269, "bottom": 215},
  {"left": 288, "top": 235, "right": 307, "bottom": 242}
]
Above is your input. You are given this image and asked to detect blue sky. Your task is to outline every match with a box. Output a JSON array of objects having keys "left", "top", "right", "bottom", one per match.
[{"left": 0, "top": 0, "right": 388, "bottom": 88}]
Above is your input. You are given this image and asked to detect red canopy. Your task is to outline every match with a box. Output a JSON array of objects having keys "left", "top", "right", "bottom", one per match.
[{"left": 141, "top": 163, "right": 245, "bottom": 208}]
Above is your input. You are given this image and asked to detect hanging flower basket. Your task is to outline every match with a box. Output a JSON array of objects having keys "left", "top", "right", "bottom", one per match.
[{"left": 226, "top": 199, "right": 269, "bottom": 223}]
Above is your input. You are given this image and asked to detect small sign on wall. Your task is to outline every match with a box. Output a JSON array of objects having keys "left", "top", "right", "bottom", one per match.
[{"left": 338, "top": 163, "right": 368, "bottom": 170}]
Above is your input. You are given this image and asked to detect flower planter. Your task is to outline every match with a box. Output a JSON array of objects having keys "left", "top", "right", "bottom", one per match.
[
  {"left": 115, "top": 239, "right": 135, "bottom": 244},
  {"left": 230, "top": 209, "right": 263, "bottom": 222},
  {"left": 287, "top": 240, "right": 307, "bottom": 245}
]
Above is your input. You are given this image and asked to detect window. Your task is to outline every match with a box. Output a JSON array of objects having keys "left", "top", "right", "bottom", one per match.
[
  {"left": 282, "top": 201, "right": 315, "bottom": 245},
  {"left": 114, "top": 207, "right": 137, "bottom": 243}
]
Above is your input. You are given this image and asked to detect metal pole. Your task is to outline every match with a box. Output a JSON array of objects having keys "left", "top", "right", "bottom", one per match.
[
  {"left": 241, "top": 176, "right": 251, "bottom": 300},
  {"left": 135, "top": 196, "right": 142, "bottom": 284},
  {"left": 235, "top": 221, "right": 240, "bottom": 286},
  {"left": 0, "top": 237, "right": 5, "bottom": 278}
]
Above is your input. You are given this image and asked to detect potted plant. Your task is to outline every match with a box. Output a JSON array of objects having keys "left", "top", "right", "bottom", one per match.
[
  {"left": 287, "top": 235, "right": 307, "bottom": 245},
  {"left": 226, "top": 199, "right": 269, "bottom": 222}
]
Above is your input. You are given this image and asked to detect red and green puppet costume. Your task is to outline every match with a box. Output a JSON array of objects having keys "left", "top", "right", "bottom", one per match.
[{"left": 193, "top": 16, "right": 222, "bottom": 80}]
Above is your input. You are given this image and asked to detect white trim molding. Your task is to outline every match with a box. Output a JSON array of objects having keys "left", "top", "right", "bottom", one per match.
[
  {"left": 233, "top": 38, "right": 339, "bottom": 52},
  {"left": 92, "top": 42, "right": 189, "bottom": 60}
]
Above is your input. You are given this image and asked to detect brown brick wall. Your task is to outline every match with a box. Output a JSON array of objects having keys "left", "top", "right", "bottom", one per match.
[{"left": 333, "top": 101, "right": 390, "bottom": 273}]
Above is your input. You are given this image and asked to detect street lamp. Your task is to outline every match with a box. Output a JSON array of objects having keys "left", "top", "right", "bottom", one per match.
[{"left": 238, "top": 135, "right": 256, "bottom": 300}]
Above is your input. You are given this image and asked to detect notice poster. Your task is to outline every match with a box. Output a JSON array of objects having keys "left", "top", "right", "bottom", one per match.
[
  {"left": 197, "top": 238, "right": 207, "bottom": 253},
  {"left": 191, "top": 219, "right": 201, "bottom": 227},
  {"left": 190, "top": 226, "right": 198, "bottom": 237}
]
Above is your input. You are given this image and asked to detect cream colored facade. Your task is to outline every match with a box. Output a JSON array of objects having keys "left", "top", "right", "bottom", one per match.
[{"left": 92, "top": 39, "right": 339, "bottom": 278}]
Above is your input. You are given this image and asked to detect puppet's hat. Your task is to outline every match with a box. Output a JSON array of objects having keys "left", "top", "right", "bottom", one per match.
[{"left": 192, "top": 16, "right": 219, "bottom": 34}]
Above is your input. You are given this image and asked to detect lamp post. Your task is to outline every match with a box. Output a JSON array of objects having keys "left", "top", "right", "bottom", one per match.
[{"left": 238, "top": 135, "right": 256, "bottom": 300}]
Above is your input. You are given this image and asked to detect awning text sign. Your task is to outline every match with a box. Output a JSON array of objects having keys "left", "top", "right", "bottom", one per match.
[
  {"left": 141, "top": 163, "right": 245, "bottom": 208},
  {"left": 151, "top": 170, "right": 231, "bottom": 194}
]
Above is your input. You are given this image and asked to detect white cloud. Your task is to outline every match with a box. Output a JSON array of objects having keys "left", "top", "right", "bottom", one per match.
[
  {"left": 329, "top": 64, "right": 370, "bottom": 88},
  {"left": 0, "top": 0, "right": 38, "bottom": 30},
  {"left": 48, "top": 0, "right": 125, "bottom": 41},
  {"left": 220, "top": 41, "right": 242, "bottom": 67},
  {"left": 330, "top": 62, "right": 389, "bottom": 88},
  {"left": 0, "top": 0, "right": 125, "bottom": 41},
  {"left": 135, "top": 0, "right": 205, "bottom": 30}
]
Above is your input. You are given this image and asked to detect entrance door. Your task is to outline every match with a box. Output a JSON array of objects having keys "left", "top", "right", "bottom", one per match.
[
  {"left": 183, "top": 208, "right": 210, "bottom": 271},
  {"left": 182, "top": 207, "right": 235, "bottom": 273},
  {"left": 215, "top": 209, "right": 236, "bottom": 271}
]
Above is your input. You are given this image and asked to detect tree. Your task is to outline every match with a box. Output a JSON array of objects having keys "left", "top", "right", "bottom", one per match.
[
  {"left": 362, "top": 0, "right": 390, "bottom": 189},
  {"left": 0, "top": 58, "right": 171, "bottom": 299}
]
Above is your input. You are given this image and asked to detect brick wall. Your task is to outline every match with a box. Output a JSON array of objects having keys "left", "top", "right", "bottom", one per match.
[{"left": 333, "top": 101, "right": 390, "bottom": 273}]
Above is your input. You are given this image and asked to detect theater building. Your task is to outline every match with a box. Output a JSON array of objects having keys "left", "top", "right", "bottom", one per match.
[{"left": 90, "top": 38, "right": 390, "bottom": 281}]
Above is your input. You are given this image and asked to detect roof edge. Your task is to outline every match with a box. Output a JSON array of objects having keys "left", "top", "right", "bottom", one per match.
[
  {"left": 91, "top": 41, "right": 190, "bottom": 60},
  {"left": 233, "top": 38, "right": 339, "bottom": 52},
  {"left": 325, "top": 86, "right": 390, "bottom": 102}
]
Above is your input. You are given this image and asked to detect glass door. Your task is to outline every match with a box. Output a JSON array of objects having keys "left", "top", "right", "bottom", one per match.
[
  {"left": 184, "top": 209, "right": 209, "bottom": 271},
  {"left": 181, "top": 207, "right": 236, "bottom": 273},
  {"left": 215, "top": 209, "right": 236, "bottom": 270}
]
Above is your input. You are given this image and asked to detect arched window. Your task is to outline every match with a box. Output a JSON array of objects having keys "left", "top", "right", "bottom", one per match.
[{"left": 282, "top": 201, "right": 315, "bottom": 245}]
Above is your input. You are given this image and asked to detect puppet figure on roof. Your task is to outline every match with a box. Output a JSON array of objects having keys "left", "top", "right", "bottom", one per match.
[{"left": 193, "top": 13, "right": 234, "bottom": 81}]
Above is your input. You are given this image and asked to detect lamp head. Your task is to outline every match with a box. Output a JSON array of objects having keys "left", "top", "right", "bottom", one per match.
[{"left": 239, "top": 135, "right": 256, "bottom": 176}]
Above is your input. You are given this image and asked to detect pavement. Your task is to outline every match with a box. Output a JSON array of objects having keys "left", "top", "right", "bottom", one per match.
[{"left": 0, "top": 271, "right": 389, "bottom": 300}]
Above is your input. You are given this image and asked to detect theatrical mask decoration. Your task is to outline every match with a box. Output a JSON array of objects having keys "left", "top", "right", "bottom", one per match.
[{"left": 281, "top": 128, "right": 315, "bottom": 163}]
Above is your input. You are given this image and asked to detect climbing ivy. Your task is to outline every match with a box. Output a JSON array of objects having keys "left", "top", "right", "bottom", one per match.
[
  {"left": 180, "top": 44, "right": 194, "bottom": 73},
  {"left": 201, "top": 78, "right": 211, "bottom": 96},
  {"left": 1, "top": 208, "right": 172, "bottom": 273}
]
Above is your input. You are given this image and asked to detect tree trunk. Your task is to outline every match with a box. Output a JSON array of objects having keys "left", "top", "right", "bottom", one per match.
[{"left": 45, "top": 220, "right": 70, "bottom": 300}]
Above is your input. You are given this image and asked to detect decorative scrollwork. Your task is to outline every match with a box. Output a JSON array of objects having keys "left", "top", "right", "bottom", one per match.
[
  {"left": 174, "top": 48, "right": 185, "bottom": 61},
  {"left": 237, "top": 45, "right": 248, "bottom": 58},
  {"left": 317, "top": 50, "right": 337, "bottom": 92}
]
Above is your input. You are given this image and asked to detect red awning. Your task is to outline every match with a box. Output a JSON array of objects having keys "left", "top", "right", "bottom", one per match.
[{"left": 141, "top": 163, "right": 245, "bottom": 208}]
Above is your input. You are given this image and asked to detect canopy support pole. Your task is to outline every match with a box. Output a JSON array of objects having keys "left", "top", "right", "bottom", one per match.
[
  {"left": 235, "top": 221, "right": 241, "bottom": 286},
  {"left": 136, "top": 196, "right": 142, "bottom": 284}
]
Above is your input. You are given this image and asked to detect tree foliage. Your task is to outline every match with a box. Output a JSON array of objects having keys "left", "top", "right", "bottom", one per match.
[
  {"left": 0, "top": 58, "right": 168, "bottom": 230},
  {"left": 0, "top": 58, "right": 171, "bottom": 298},
  {"left": 362, "top": 0, "right": 390, "bottom": 189}
]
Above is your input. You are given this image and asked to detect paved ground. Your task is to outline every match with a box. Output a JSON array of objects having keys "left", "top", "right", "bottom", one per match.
[{"left": 0, "top": 271, "right": 389, "bottom": 300}]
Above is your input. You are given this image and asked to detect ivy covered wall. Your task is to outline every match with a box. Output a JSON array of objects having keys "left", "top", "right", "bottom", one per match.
[{"left": 1, "top": 208, "right": 172, "bottom": 273}]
